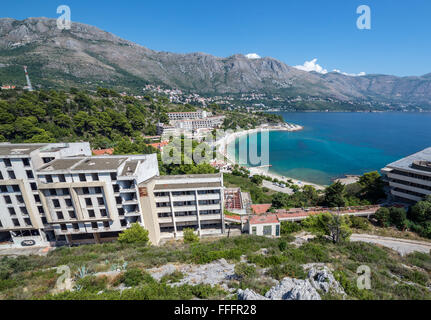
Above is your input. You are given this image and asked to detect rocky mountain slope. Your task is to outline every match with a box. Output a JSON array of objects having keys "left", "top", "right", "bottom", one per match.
[{"left": 1, "top": 17, "right": 430, "bottom": 108}]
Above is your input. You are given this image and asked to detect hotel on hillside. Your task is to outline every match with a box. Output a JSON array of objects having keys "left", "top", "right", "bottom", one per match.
[
  {"left": 382, "top": 147, "right": 431, "bottom": 203},
  {"left": 0, "top": 142, "right": 225, "bottom": 248}
]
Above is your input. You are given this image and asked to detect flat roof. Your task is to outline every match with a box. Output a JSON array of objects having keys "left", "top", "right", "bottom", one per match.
[
  {"left": 156, "top": 173, "right": 221, "bottom": 180},
  {"left": 385, "top": 147, "right": 431, "bottom": 175},
  {"left": 38, "top": 157, "right": 128, "bottom": 172},
  {"left": 0, "top": 144, "right": 47, "bottom": 156},
  {"left": 121, "top": 160, "right": 139, "bottom": 176},
  {"left": 249, "top": 214, "right": 279, "bottom": 225}
]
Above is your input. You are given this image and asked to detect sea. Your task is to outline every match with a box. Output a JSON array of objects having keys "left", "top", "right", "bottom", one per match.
[{"left": 227, "top": 112, "right": 431, "bottom": 185}]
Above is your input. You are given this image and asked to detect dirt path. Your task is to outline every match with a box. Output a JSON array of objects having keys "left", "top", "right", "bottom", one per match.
[{"left": 351, "top": 234, "right": 431, "bottom": 256}]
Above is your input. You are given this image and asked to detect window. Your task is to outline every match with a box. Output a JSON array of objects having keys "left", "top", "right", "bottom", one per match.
[
  {"left": 118, "top": 208, "right": 125, "bottom": 216},
  {"left": 65, "top": 199, "right": 73, "bottom": 207},
  {"left": 116, "top": 197, "right": 122, "bottom": 204},
  {"left": 79, "top": 174, "right": 86, "bottom": 182},
  {"left": 43, "top": 157, "right": 54, "bottom": 164},
  {"left": 91, "top": 222, "right": 98, "bottom": 229},
  {"left": 24, "top": 218, "right": 32, "bottom": 226},
  {"left": 41, "top": 217, "right": 48, "bottom": 225},
  {"left": 4, "top": 159, "right": 11, "bottom": 167},
  {"left": 60, "top": 224, "right": 67, "bottom": 231},
  {"left": 62, "top": 188, "right": 69, "bottom": 195},
  {"left": 88, "top": 209, "right": 95, "bottom": 218},
  {"left": 110, "top": 172, "right": 117, "bottom": 181},
  {"left": 85, "top": 198, "right": 93, "bottom": 206},
  {"left": 12, "top": 218, "right": 20, "bottom": 227},
  {"left": 4, "top": 195, "right": 11, "bottom": 204},
  {"left": 252, "top": 226, "right": 257, "bottom": 235},
  {"left": 12, "top": 185, "right": 20, "bottom": 192},
  {"left": 0, "top": 186, "right": 6, "bottom": 193},
  {"left": 38, "top": 206, "right": 44, "bottom": 214},
  {"left": 22, "top": 158, "right": 30, "bottom": 167},
  {"left": 0, "top": 171, "right": 3, "bottom": 180},
  {"left": 8, "top": 171, "right": 16, "bottom": 179},
  {"left": 26, "top": 170, "right": 34, "bottom": 179},
  {"left": 94, "top": 187, "right": 102, "bottom": 194},
  {"left": 113, "top": 184, "right": 120, "bottom": 192},
  {"left": 34, "top": 194, "right": 40, "bottom": 203},
  {"left": 276, "top": 225, "right": 280, "bottom": 237},
  {"left": 16, "top": 195, "right": 24, "bottom": 203},
  {"left": 82, "top": 187, "right": 90, "bottom": 195},
  {"left": 45, "top": 175, "right": 53, "bottom": 183},
  {"left": 20, "top": 207, "right": 28, "bottom": 215},
  {"left": 91, "top": 173, "right": 99, "bottom": 181},
  {"left": 69, "top": 210, "right": 76, "bottom": 219},
  {"left": 52, "top": 199, "right": 60, "bottom": 208},
  {"left": 263, "top": 226, "right": 272, "bottom": 236},
  {"left": 57, "top": 212, "right": 64, "bottom": 220},
  {"left": 59, "top": 174, "right": 66, "bottom": 182},
  {"left": 49, "top": 189, "right": 57, "bottom": 196},
  {"left": 103, "top": 221, "right": 110, "bottom": 228},
  {"left": 100, "top": 209, "right": 107, "bottom": 217},
  {"left": 120, "top": 219, "right": 127, "bottom": 227},
  {"left": 8, "top": 207, "right": 16, "bottom": 216},
  {"left": 97, "top": 197, "right": 104, "bottom": 205},
  {"left": 72, "top": 223, "right": 79, "bottom": 231},
  {"left": 30, "top": 183, "right": 37, "bottom": 191}
]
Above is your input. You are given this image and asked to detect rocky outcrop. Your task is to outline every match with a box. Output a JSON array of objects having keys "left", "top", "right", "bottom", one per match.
[{"left": 238, "top": 264, "right": 345, "bottom": 300}]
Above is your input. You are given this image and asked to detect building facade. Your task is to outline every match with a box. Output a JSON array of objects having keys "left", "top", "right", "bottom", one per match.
[
  {"left": 139, "top": 173, "right": 225, "bottom": 244},
  {"left": 0, "top": 143, "right": 226, "bottom": 247},
  {"left": 167, "top": 110, "right": 211, "bottom": 121},
  {"left": 382, "top": 147, "right": 431, "bottom": 203}
]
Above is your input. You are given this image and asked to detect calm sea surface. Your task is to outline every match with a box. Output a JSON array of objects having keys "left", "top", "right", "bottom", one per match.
[{"left": 228, "top": 112, "right": 431, "bottom": 185}]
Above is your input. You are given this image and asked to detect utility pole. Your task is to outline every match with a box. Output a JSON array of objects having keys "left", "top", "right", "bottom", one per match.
[{"left": 23, "top": 66, "right": 33, "bottom": 91}]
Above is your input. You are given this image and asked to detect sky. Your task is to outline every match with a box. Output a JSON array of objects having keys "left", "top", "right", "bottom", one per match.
[{"left": 2, "top": 0, "right": 431, "bottom": 76}]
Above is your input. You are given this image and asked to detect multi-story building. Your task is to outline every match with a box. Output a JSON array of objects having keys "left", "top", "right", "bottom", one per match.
[
  {"left": 171, "top": 116, "right": 225, "bottom": 130},
  {"left": 138, "top": 173, "right": 225, "bottom": 244},
  {"left": 382, "top": 147, "right": 431, "bottom": 203},
  {"left": 0, "top": 143, "right": 226, "bottom": 247},
  {"left": 167, "top": 110, "right": 211, "bottom": 121}
]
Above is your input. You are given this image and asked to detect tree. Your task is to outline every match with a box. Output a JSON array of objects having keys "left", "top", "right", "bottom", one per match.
[
  {"left": 409, "top": 197, "right": 431, "bottom": 223},
  {"left": 374, "top": 207, "right": 391, "bottom": 227},
  {"left": 183, "top": 228, "right": 199, "bottom": 243},
  {"left": 302, "top": 212, "right": 352, "bottom": 243},
  {"left": 271, "top": 192, "right": 289, "bottom": 209},
  {"left": 251, "top": 175, "right": 263, "bottom": 186},
  {"left": 324, "top": 182, "right": 346, "bottom": 208},
  {"left": 358, "top": 171, "right": 386, "bottom": 202},
  {"left": 118, "top": 223, "right": 150, "bottom": 245},
  {"left": 389, "top": 207, "right": 408, "bottom": 230}
]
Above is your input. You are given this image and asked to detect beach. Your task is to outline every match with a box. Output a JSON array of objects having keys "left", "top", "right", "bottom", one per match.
[{"left": 215, "top": 123, "right": 326, "bottom": 190}]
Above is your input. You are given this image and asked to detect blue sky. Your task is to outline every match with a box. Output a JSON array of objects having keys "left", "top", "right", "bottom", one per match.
[{"left": 3, "top": 0, "right": 431, "bottom": 76}]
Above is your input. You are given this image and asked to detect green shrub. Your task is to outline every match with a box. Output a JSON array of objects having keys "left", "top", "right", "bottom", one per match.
[
  {"left": 160, "top": 271, "right": 184, "bottom": 284},
  {"left": 75, "top": 275, "right": 108, "bottom": 293},
  {"left": 118, "top": 223, "right": 150, "bottom": 245},
  {"left": 268, "top": 263, "right": 306, "bottom": 280},
  {"left": 349, "top": 216, "right": 370, "bottom": 230},
  {"left": 234, "top": 263, "right": 257, "bottom": 279},
  {"left": 374, "top": 207, "right": 391, "bottom": 227},
  {"left": 405, "top": 252, "right": 431, "bottom": 271},
  {"left": 183, "top": 228, "right": 199, "bottom": 243},
  {"left": 123, "top": 268, "right": 145, "bottom": 287},
  {"left": 280, "top": 221, "right": 302, "bottom": 234}
]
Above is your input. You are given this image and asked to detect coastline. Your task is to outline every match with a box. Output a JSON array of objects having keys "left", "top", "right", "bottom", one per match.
[{"left": 215, "top": 123, "right": 326, "bottom": 190}]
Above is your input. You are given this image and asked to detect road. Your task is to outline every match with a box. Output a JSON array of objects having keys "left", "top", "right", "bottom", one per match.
[
  {"left": 351, "top": 234, "right": 431, "bottom": 256},
  {"left": 262, "top": 180, "right": 294, "bottom": 194}
]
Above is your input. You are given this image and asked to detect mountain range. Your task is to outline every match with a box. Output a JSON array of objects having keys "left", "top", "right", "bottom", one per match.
[{"left": 1, "top": 17, "right": 431, "bottom": 109}]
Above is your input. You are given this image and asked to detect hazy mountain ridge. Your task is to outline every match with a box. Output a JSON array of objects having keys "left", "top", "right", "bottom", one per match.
[{"left": 1, "top": 17, "right": 431, "bottom": 108}]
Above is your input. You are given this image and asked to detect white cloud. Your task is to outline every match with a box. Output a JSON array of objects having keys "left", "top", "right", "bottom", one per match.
[
  {"left": 245, "top": 53, "right": 261, "bottom": 60},
  {"left": 294, "top": 58, "right": 366, "bottom": 77},
  {"left": 294, "top": 58, "right": 328, "bottom": 74}
]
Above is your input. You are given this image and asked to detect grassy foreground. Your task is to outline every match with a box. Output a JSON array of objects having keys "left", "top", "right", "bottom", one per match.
[{"left": 0, "top": 235, "right": 430, "bottom": 300}]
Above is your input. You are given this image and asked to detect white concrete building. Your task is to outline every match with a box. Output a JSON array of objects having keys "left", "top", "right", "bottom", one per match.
[
  {"left": 139, "top": 173, "right": 225, "bottom": 244},
  {"left": 247, "top": 215, "right": 280, "bottom": 237},
  {"left": 167, "top": 110, "right": 211, "bottom": 121},
  {"left": 0, "top": 143, "right": 226, "bottom": 247},
  {"left": 382, "top": 147, "right": 431, "bottom": 203}
]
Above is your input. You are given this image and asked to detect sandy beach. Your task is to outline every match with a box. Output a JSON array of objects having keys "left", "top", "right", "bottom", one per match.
[{"left": 215, "top": 123, "right": 326, "bottom": 190}]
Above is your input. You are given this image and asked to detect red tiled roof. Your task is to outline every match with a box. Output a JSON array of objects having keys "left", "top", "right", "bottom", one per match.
[
  {"left": 149, "top": 141, "right": 169, "bottom": 150},
  {"left": 251, "top": 204, "right": 272, "bottom": 215},
  {"left": 92, "top": 148, "right": 114, "bottom": 155},
  {"left": 249, "top": 214, "right": 279, "bottom": 225}
]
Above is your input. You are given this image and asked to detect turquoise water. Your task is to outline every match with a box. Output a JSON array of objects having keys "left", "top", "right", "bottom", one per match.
[{"left": 228, "top": 112, "right": 431, "bottom": 185}]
